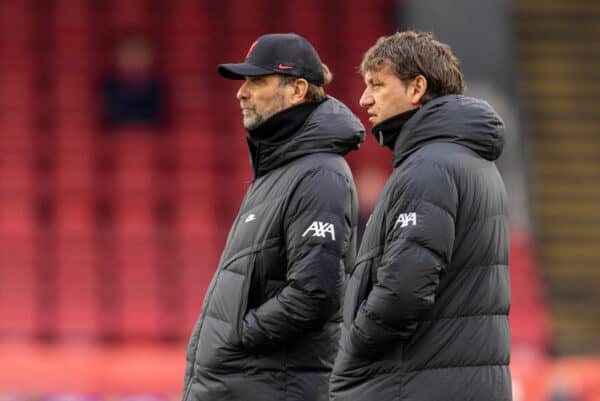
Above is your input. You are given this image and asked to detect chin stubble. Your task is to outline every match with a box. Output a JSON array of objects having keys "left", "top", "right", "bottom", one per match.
[
  {"left": 242, "top": 89, "right": 286, "bottom": 130},
  {"left": 243, "top": 108, "right": 264, "bottom": 130}
]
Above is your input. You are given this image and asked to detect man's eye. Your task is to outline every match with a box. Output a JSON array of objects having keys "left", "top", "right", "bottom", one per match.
[{"left": 248, "top": 77, "right": 265, "bottom": 84}]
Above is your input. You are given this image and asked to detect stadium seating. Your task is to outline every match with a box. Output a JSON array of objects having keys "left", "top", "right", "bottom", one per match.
[{"left": 0, "top": 0, "right": 567, "bottom": 398}]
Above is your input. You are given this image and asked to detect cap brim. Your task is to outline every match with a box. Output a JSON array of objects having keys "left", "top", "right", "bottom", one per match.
[{"left": 217, "top": 63, "right": 274, "bottom": 80}]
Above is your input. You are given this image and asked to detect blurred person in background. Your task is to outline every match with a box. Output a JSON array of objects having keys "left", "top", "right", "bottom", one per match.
[
  {"left": 101, "top": 32, "right": 166, "bottom": 131},
  {"left": 330, "top": 31, "right": 511, "bottom": 401},
  {"left": 181, "top": 33, "right": 364, "bottom": 401}
]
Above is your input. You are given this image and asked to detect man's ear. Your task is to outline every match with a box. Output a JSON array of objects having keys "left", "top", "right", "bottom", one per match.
[
  {"left": 410, "top": 75, "right": 427, "bottom": 105},
  {"left": 289, "top": 78, "right": 309, "bottom": 105}
]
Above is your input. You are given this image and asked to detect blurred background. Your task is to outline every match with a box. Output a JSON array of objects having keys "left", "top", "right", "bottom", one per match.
[{"left": 0, "top": 0, "right": 598, "bottom": 400}]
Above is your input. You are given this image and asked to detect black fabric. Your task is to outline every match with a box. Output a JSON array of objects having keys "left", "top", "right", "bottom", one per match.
[
  {"left": 247, "top": 97, "right": 364, "bottom": 178},
  {"left": 393, "top": 95, "right": 505, "bottom": 165},
  {"left": 370, "top": 107, "right": 419, "bottom": 149},
  {"left": 182, "top": 97, "right": 365, "bottom": 401},
  {"left": 247, "top": 101, "right": 322, "bottom": 176},
  {"left": 330, "top": 95, "right": 512, "bottom": 401},
  {"left": 218, "top": 33, "right": 325, "bottom": 85},
  {"left": 247, "top": 101, "right": 322, "bottom": 142}
]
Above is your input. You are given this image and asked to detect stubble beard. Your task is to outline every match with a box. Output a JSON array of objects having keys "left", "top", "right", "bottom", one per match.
[{"left": 242, "top": 90, "right": 286, "bottom": 130}]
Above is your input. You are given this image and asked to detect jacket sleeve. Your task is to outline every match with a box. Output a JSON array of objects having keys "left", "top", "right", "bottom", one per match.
[
  {"left": 241, "top": 168, "right": 353, "bottom": 352},
  {"left": 350, "top": 160, "right": 458, "bottom": 354}
]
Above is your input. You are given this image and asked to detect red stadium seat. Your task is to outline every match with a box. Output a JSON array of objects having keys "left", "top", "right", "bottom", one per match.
[
  {"left": 0, "top": 159, "right": 34, "bottom": 195},
  {"left": 55, "top": 235, "right": 100, "bottom": 338},
  {"left": 0, "top": 72, "right": 34, "bottom": 110},
  {"left": 54, "top": 191, "right": 95, "bottom": 236},
  {"left": 0, "top": 193, "right": 35, "bottom": 238},
  {"left": 176, "top": 194, "right": 216, "bottom": 239},
  {"left": 179, "top": 235, "right": 220, "bottom": 331},
  {"left": 53, "top": 0, "right": 90, "bottom": 31},
  {"left": 509, "top": 230, "right": 551, "bottom": 354},
  {"left": 53, "top": 34, "right": 94, "bottom": 72},
  {"left": 0, "top": 45, "right": 33, "bottom": 72},
  {"left": 54, "top": 111, "right": 96, "bottom": 134},
  {"left": 113, "top": 194, "right": 155, "bottom": 239},
  {"left": 175, "top": 132, "right": 216, "bottom": 188},
  {"left": 116, "top": 235, "right": 162, "bottom": 339},
  {"left": 113, "top": 139, "right": 156, "bottom": 194},
  {"left": 53, "top": 127, "right": 96, "bottom": 153},
  {"left": 0, "top": 234, "right": 36, "bottom": 337},
  {"left": 0, "top": 1, "right": 33, "bottom": 30},
  {"left": 53, "top": 73, "right": 93, "bottom": 112},
  {"left": 108, "top": 0, "right": 150, "bottom": 31},
  {"left": 0, "top": 110, "right": 35, "bottom": 149}
]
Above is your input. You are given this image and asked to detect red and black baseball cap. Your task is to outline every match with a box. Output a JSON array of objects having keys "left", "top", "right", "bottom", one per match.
[{"left": 218, "top": 33, "right": 325, "bottom": 85}]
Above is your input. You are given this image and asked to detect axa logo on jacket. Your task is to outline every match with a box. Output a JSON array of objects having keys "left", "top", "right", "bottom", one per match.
[
  {"left": 302, "top": 221, "right": 336, "bottom": 240},
  {"left": 394, "top": 212, "right": 417, "bottom": 228}
]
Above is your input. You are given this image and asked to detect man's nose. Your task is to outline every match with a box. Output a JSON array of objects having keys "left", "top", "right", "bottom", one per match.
[
  {"left": 237, "top": 81, "right": 248, "bottom": 100},
  {"left": 359, "top": 87, "right": 373, "bottom": 108}
]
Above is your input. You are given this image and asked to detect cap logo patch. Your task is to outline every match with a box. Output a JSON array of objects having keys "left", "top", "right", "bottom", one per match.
[
  {"left": 278, "top": 63, "right": 293, "bottom": 70},
  {"left": 246, "top": 40, "right": 259, "bottom": 59}
]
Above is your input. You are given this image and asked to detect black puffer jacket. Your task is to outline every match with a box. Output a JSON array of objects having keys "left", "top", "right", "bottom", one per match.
[
  {"left": 182, "top": 97, "right": 364, "bottom": 401},
  {"left": 330, "top": 95, "right": 512, "bottom": 401}
]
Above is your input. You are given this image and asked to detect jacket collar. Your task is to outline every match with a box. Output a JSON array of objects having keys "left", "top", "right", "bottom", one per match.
[
  {"left": 370, "top": 108, "right": 419, "bottom": 150},
  {"left": 245, "top": 97, "right": 365, "bottom": 178},
  {"left": 390, "top": 95, "right": 505, "bottom": 167},
  {"left": 247, "top": 101, "right": 321, "bottom": 143}
]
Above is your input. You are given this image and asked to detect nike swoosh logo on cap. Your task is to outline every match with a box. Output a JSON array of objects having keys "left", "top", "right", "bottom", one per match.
[{"left": 278, "top": 64, "right": 293, "bottom": 70}]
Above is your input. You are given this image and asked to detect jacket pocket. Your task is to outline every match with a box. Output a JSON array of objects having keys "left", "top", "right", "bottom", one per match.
[
  {"left": 343, "top": 259, "right": 372, "bottom": 326},
  {"left": 233, "top": 252, "right": 256, "bottom": 344},
  {"left": 343, "top": 247, "right": 383, "bottom": 325},
  {"left": 202, "top": 251, "right": 257, "bottom": 349}
]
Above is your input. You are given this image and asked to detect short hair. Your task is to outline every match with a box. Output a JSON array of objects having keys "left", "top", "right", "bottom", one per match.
[
  {"left": 280, "top": 63, "right": 332, "bottom": 103},
  {"left": 361, "top": 31, "right": 466, "bottom": 104}
]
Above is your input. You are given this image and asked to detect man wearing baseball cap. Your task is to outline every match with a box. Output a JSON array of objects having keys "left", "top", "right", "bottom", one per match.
[{"left": 182, "top": 33, "right": 365, "bottom": 401}]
